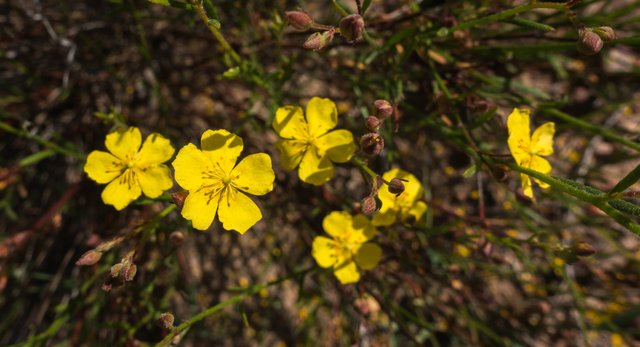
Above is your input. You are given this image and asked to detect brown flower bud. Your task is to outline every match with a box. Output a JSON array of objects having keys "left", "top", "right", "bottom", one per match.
[
  {"left": 361, "top": 196, "right": 377, "bottom": 215},
  {"left": 373, "top": 99, "right": 393, "bottom": 119},
  {"left": 169, "top": 231, "right": 185, "bottom": 247},
  {"left": 365, "top": 116, "right": 381, "bottom": 132},
  {"left": 387, "top": 178, "right": 406, "bottom": 195},
  {"left": 285, "top": 11, "right": 314, "bottom": 31},
  {"left": 171, "top": 190, "right": 189, "bottom": 209},
  {"left": 574, "top": 241, "right": 596, "bottom": 257},
  {"left": 76, "top": 250, "right": 102, "bottom": 266},
  {"left": 359, "top": 133, "right": 384, "bottom": 156},
  {"left": 593, "top": 26, "right": 616, "bottom": 41},
  {"left": 123, "top": 263, "right": 137, "bottom": 282},
  {"left": 110, "top": 263, "right": 124, "bottom": 278},
  {"left": 158, "top": 312, "right": 175, "bottom": 330},
  {"left": 339, "top": 14, "right": 365, "bottom": 43},
  {"left": 303, "top": 30, "right": 335, "bottom": 51},
  {"left": 577, "top": 29, "right": 603, "bottom": 55}
]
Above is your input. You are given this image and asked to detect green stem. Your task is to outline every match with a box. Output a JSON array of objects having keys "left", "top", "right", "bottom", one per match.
[
  {"left": 351, "top": 156, "right": 378, "bottom": 179},
  {"left": 0, "top": 121, "right": 84, "bottom": 160},
  {"left": 188, "top": 0, "right": 241, "bottom": 65},
  {"left": 331, "top": 0, "right": 350, "bottom": 16},
  {"left": 451, "top": 2, "right": 571, "bottom": 33},
  {"left": 155, "top": 267, "right": 313, "bottom": 346},
  {"left": 541, "top": 108, "right": 640, "bottom": 153}
]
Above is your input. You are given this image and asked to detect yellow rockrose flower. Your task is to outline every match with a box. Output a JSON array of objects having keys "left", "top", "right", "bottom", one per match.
[
  {"left": 172, "top": 129, "right": 275, "bottom": 234},
  {"left": 372, "top": 168, "right": 428, "bottom": 226},
  {"left": 507, "top": 108, "right": 555, "bottom": 199},
  {"left": 312, "top": 211, "right": 382, "bottom": 284},
  {"left": 272, "top": 97, "right": 356, "bottom": 185},
  {"left": 84, "top": 127, "right": 174, "bottom": 210}
]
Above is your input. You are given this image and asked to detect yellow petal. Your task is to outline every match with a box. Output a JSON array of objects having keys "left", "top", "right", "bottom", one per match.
[
  {"left": 200, "top": 129, "right": 243, "bottom": 175},
  {"left": 101, "top": 170, "right": 141, "bottom": 210},
  {"left": 298, "top": 147, "right": 334, "bottom": 185},
  {"left": 137, "top": 165, "right": 173, "bottom": 198},
  {"left": 520, "top": 173, "right": 534, "bottom": 199},
  {"left": 347, "top": 214, "right": 377, "bottom": 244},
  {"left": 403, "top": 201, "right": 428, "bottom": 224},
  {"left": 334, "top": 260, "right": 360, "bottom": 284},
  {"left": 105, "top": 127, "right": 142, "bottom": 160},
  {"left": 316, "top": 129, "right": 356, "bottom": 163},
  {"left": 181, "top": 187, "right": 220, "bottom": 230},
  {"left": 172, "top": 144, "right": 210, "bottom": 191},
  {"left": 507, "top": 108, "right": 532, "bottom": 166},
  {"left": 272, "top": 106, "right": 308, "bottom": 139},
  {"left": 305, "top": 97, "right": 337, "bottom": 137},
  {"left": 275, "top": 139, "right": 306, "bottom": 171},
  {"left": 371, "top": 210, "right": 396, "bottom": 226},
  {"left": 137, "top": 133, "right": 175, "bottom": 167},
  {"left": 84, "top": 150, "right": 123, "bottom": 184},
  {"left": 218, "top": 189, "right": 262, "bottom": 234},
  {"left": 531, "top": 122, "right": 555, "bottom": 156},
  {"left": 355, "top": 243, "right": 382, "bottom": 270},
  {"left": 312, "top": 236, "right": 337, "bottom": 268},
  {"left": 530, "top": 155, "right": 551, "bottom": 189},
  {"left": 322, "top": 211, "right": 352, "bottom": 237},
  {"left": 231, "top": 153, "right": 275, "bottom": 196},
  {"left": 378, "top": 168, "right": 424, "bottom": 211}
]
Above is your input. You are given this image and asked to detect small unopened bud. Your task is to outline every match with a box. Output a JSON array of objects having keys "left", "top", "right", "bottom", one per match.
[
  {"left": 285, "top": 11, "right": 314, "bottom": 31},
  {"left": 361, "top": 196, "right": 377, "bottom": 215},
  {"left": 574, "top": 241, "right": 596, "bottom": 257},
  {"left": 387, "top": 178, "right": 406, "bottom": 195},
  {"left": 76, "top": 250, "right": 102, "bottom": 266},
  {"left": 365, "top": 116, "right": 381, "bottom": 132},
  {"left": 339, "top": 14, "right": 365, "bottom": 43},
  {"left": 169, "top": 231, "right": 185, "bottom": 247},
  {"left": 373, "top": 99, "right": 393, "bottom": 119},
  {"left": 592, "top": 26, "right": 616, "bottom": 41},
  {"left": 110, "top": 263, "right": 124, "bottom": 277},
  {"left": 123, "top": 263, "right": 137, "bottom": 282},
  {"left": 158, "top": 312, "right": 175, "bottom": 330},
  {"left": 359, "top": 133, "right": 384, "bottom": 156},
  {"left": 303, "top": 30, "right": 335, "bottom": 51},
  {"left": 577, "top": 29, "right": 603, "bottom": 55},
  {"left": 171, "top": 190, "right": 189, "bottom": 209}
]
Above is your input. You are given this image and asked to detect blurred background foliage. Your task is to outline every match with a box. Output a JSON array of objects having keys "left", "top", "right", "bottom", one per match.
[{"left": 1, "top": 0, "right": 640, "bottom": 345}]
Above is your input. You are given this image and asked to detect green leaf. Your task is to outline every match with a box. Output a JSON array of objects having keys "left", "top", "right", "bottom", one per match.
[
  {"left": 147, "top": 0, "right": 194, "bottom": 10},
  {"left": 18, "top": 150, "right": 56, "bottom": 167},
  {"left": 222, "top": 66, "right": 240, "bottom": 78},
  {"left": 362, "top": 0, "right": 373, "bottom": 14},
  {"left": 207, "top": 19, "right": 221, "bottom": 29},
  {"left": 506, "top": 17, "right": 555, "bottom": 32},
  {"left": 463, "top": 163, "right": 478, "bottom": 178},
  {"left": 609, "top": 164, "right": 640, "bottom": 195}
]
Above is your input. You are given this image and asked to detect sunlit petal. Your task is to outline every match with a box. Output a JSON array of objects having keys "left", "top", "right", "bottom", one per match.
[
  {"left": 355, "top": 243, "right": 382, "bottom": 270},
  {"left": 101, "top": 170, "right": 141, "bottom": 210},
  {"left": 137, "top": 165, "right": 173, "bottom": 198},
  {"left": 231, "top": 153, "right": 275, "bottom": 196},
  {"left": 200, "top": 129, "right": 244, "bottom": 174},
  {"left": 333, "top": 260, "right": 360, "bottom": 284},
  {"left": 316, "top": 129, "right": 356, "bottom": 163},
  {"left": 507, "top": 108, "right": 531, "bottom": 165},
  {"left": 299, "top": 147, "right": 334, "bottom": 185},
  {"left": 84, "top": 150, "right": 123, "bottom": 184},
  {"left": 312, "top": 236, "right": 337, "bottom": 268},
  {"left": 371, "top": 210, "right": 396, "bottom": 226},
  {"left": 531, "top": 122, "right": 555, "bottom": 156},
  {"left": 181, "top": 187, "right": 220, "bottom": 231},
  {"left": 520, "top": 173, "right": 534, "bottom": 199},
  {"left": 218, "top": 189, "right": 262, "bottom": 234},
  {"left": 322, "top": 211, "right": 352, "bottom": 237},
  {"left": 275, "top": 139, "right": 306, "bottom": 171},
  {"left": 105, "top": 127, "right": 142, "bottom": 160},
  {"left": 305, "top": 97, "right": 337, "bottom": 137},
  {"left": 172, "top": 144, "right": 211, "bottom": 191},
  {"left": 530, "top": 156, "right": 551, "bottom": 189},
  {"left": 404, "top": 201, "right": 428, "bottom": 224},
  {"left": 272, "top": 106, "right": 308, "bottom": 139},
  {"left": 347, "top": 214, "right": 376, "bottom": 244},
  {"left": 137, "top": 133, "right": 175, "bottom": 167}
]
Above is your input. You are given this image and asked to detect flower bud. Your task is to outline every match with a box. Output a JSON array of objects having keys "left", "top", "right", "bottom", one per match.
[
  {"left": 387, "top": 178, "right": 406, "bottom": 195},
  {"left": 110, "top": 263, "right": 124, "bottom": 277},
  {"left": 361, "top": 196, "right": 377, "bottom": 215},
  {"left": 373, "top": 99, "right": 393, "bottom": 119},
  {"left": 359, "top": 133, "right": 384, "bottom": 156},
  {"left": 574, "top": 241, "right": 596, "bottom": 257},
  {"left": 285, "top": 11, "right": 314, "bottom": 31},
  {"left": 171, "top": 190, "right": 189, "bottom": 209},
  {"left": 577, "top": 29, "right": 603, "bottom": 55},
  {"left": 123, "top": 263, "right": 137, "bottom": 282},
  {"left": 365, "top": 116, "right": 381, "bottom": 132},
  {"left": 592, "top": 26, "right": 616, "bottom": 41},
  {"left": 158, "top": 312, "right": 175, "bottom": 330},
  {"left": 76, "top": 250, "right": 102, "bottom": 266},
  {"left": 339, "top": 14, "right": 365, "bottom": 43},
  {"left": 303, "top": 30, "right": 335, "bottom": 51},
  {"left": 169, "top": 231, "right": 185, "bottom": 247}
]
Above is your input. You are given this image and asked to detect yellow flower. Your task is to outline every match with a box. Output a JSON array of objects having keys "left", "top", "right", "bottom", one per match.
[
  {"left": 372, "top": 168, "right": 428, "bottom": 226},
  {"left": 84, "top": 127, "right": 174, "bottom": 210},
  {"left": 172, "top": 129, "right": 275, "bottom": 234},
  {"left": 272, "top": 97, "right": 356, "bottom": 185},
  {"left": 312, "top": 211, "right": 382, "bottom": 284},
  {"left": 507, "top": 108, "right": 555, "bottom": 199}
]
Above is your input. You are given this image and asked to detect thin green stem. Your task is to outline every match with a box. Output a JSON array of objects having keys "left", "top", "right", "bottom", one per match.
[
  {"left": 0, "top": 121, "right": 84, "bottom": 160},
  {"left": 331, "top": 0, "right": 350, "bottom": 17},
  {"left": 351, "top": 156, "right": 378, "bottom": 179},
  {"left": 187, "top": 0, "right": 241, "bottom": 65},
  {"left": 451, "top": 2, "right": 571, "bottom": 33}
]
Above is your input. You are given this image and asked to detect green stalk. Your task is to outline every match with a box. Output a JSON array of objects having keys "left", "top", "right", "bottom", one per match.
[
  {"left": 187, "top": 0, "right": 241, "bottom": 65},
  {"left": 451, "top": 2, "right": 570, "bottom": 33},
  {"left": 0, "top": 121, "right": 84, "bottom": 160}
]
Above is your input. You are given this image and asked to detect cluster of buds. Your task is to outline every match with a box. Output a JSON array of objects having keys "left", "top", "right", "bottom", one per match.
[
  {"left": 102, "top": 254, "right": 137, "bottom": 292},
  {"left": 285, "top": 9, "right": 365, "bottom": 51},
  {"left": 360, "top": 99, "right": 393, "bottom": 157},
  {"left": 360, "top": 176, "right": 383, "bottom": 215},
  {"left": 577, "top": 26, "right": 616, "bottom": 55}
]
